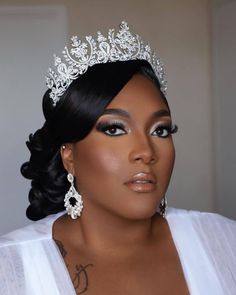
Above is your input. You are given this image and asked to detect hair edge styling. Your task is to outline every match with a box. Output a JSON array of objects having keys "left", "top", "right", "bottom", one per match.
[{"left": 21, "top": 60, "right": 169, "bottom": 221}]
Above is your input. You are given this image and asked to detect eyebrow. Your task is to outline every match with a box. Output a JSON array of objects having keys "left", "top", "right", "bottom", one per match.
[
  {"left": 103, "top": 108, "right": 130, "bottom": 118},
  {"left": 151, "top": 109, "right": 170, "bottom": 119},
  {"left": 102, "top": 108, "right": 170, "bottom": 119}
]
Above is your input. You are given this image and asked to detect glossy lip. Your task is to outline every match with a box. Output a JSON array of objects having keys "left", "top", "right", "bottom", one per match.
[{"left": 124, "top": 172, "right": 157, "bottom": 193}]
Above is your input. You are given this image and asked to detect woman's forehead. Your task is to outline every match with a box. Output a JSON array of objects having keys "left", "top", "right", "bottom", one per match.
[{"left": 104, "top": 74, "right": 169, "bottom": 114}]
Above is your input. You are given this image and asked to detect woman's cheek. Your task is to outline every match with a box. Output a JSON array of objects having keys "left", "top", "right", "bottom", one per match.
[{"left": 78, "top": 147, "right": 125, "bottom": 176}]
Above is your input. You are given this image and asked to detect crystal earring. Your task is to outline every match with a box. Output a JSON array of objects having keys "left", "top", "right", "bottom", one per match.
[
  {"left": 64, "top": 173, "right": 83, "bottom": 219},
  {"left": 159, "top": 196, "right": 168, "bottom": 218}
]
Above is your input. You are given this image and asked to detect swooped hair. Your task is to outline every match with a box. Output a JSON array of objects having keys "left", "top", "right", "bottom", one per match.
[{"left": 21, "top": 60, "right": 169, "bottom": 220}]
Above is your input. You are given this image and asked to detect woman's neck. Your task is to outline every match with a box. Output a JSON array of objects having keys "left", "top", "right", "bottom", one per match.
[{"left": 53, "top": 205, "right": 164, "bottom": 256}]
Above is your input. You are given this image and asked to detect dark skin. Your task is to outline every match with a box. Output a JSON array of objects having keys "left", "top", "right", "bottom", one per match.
[{"left": 53, "top": 75, "right": 190, "bottom": 294}]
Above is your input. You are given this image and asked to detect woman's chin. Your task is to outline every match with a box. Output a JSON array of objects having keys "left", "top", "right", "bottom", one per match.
[{"left": 116, "top": 201, "right": 160, "bottom": 221}]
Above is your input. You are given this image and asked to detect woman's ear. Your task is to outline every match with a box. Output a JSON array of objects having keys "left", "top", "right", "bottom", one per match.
[{"left": 60, "top": 144, "right": 75, "bottom": 175}]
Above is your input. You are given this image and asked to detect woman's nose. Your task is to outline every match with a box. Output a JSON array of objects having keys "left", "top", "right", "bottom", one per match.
[{"left": 128, "top": 135, "right": 157, "bottom": 165}]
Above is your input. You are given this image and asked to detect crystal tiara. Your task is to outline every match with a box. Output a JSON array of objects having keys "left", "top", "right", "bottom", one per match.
[{"left": 46, "top": 21, "right": 167, "bottom": 106}]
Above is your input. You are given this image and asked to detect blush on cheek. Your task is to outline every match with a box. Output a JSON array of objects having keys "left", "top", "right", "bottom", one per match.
[{"left": 78, "top": 148, "right": 124, "bottom": 175}]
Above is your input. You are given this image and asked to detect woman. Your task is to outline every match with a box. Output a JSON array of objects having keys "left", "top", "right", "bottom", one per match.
[{"left": 0, "top": 22, "right": 235, "bottom": 295}]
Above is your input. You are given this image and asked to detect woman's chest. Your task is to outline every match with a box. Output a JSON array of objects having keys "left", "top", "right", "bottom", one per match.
[{"left": 63, "top": 248, "right": 190, "bottom": 295}]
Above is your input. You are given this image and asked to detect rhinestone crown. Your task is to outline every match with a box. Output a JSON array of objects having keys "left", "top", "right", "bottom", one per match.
[{"left": 46, "top": 21, "right": 167, "bottom": 106}]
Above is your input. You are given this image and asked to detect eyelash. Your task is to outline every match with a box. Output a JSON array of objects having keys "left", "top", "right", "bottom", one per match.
[
  {"left": 152, "top": 124, "right": 178, "bottom": 138},
  {"left": 96, "top": 121, "right": 178, "bottom": 138},
  {"left": 96, "top": 121, "right": 127, "bottom": 136}
]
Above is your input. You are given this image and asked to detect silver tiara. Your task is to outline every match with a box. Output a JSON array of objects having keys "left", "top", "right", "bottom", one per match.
[{"left": 46, "top": 21, "right": 167, "bottom": 106}]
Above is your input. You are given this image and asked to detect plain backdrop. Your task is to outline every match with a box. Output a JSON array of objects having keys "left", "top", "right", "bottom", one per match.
[{"left": 0, "top": 0, "right": 235, "bottom": 235}]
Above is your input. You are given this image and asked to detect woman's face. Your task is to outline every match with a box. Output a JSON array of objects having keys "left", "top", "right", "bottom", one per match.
[{"left": 63, "top": 74, "right": 175, "bottom": 220}]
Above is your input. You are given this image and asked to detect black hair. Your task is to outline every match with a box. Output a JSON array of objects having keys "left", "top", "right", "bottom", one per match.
[{"left": 21, "top": 60, "right": 170, "bottom": 221}]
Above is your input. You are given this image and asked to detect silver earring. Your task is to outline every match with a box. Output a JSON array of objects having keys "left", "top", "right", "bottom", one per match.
[
  {"left": 159, "top": 196, "right": 167, "bottom": 218},
  {"left": 64, "top": 173, "right": 83, "bottom": 219}
]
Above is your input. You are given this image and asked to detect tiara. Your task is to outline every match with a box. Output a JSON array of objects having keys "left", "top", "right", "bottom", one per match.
[{"left": 46, "top": 21, "right": 167, "bottom": 106}]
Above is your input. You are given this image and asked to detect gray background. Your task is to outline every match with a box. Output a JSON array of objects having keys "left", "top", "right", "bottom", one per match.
[{"left": 0, "top": 0, "right": 235, "bottom": 235}]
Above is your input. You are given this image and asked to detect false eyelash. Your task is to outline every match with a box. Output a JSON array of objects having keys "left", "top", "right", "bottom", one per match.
[
  {"left": 154, "top": 123, "right": 178, "bottom": 133},
  {"left": 96, "top": 121, "right": 127, "bottom": 132},
  {"left": 152, "top": 123, "right": 178, "bottom": 138},
  {"left": 170, "top": 124, "right": 178, "bottom": 134}
]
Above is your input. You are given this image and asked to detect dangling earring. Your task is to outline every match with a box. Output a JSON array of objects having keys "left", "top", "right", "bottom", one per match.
[
  {"left": 159, "top": 196, "right": 168, "bottom": 218},
  {"left": 64, "top": 173, "right": 83, "bottom": 219}
]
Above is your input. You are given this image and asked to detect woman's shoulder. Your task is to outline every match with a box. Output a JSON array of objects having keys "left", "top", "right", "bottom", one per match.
[
  {"left": 0, "top": 211, "right": 65, "bottom": 248},
  {"left": 167, "top": 207, "right": 236, "bottom": 292},
  {"left": 165, "top": 208, "right": 236, "bottom": 292},
  {"left": 167, "top": 207, "right": 236, "bottom": 254},
  {"left": 167, "top": 207, "right": 236, "bottom": 235},
  {"left": 167, "top": 206, "right": 235, "bottom": 223},
  {"left": 0, "top": 211, "right": 68, "bottom": 294}
]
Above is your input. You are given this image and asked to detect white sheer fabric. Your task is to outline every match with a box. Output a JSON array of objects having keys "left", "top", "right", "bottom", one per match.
[
  {"left": 167, "top": 209, "right": 236, "bottom": 294},
  {"left": 0, "top": 208, "right": 235, "bottom": 294}
]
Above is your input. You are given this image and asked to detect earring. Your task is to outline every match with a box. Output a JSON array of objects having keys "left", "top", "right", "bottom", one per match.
[
  {"left": 64, "top": 173, "right": 83, "bottom": 219},
  {"left": 159, "top": 196, "right": 167, "bottom": 218}
]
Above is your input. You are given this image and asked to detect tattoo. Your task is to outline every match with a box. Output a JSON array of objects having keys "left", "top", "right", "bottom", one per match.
[
  {"left": 54, "top": 239, "right": 93, "bottom": 294},
  {"left": 73, "top": 263, "right": 94, "bottom": 294},
  {"left": 54, "top": 239, "right": 67, "bottom": 258}
]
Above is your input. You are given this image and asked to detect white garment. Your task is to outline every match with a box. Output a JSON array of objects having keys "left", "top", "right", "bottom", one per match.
[{"left": 0, "top": 208, "right": 235, "bottom": 294}]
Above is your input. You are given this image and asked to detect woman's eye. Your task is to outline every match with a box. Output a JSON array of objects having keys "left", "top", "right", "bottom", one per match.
[
  {"left": 152, "top": 124, "right": 178, "bottom": 138},
  {"left": 96, "top": 122, "right": 127, "bottom": 136},
  {"left": 104, "top": 126, "right": 126, "bottom": 136}
]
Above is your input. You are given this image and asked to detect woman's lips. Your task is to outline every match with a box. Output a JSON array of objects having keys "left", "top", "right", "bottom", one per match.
[{"left": 124, "top": 172, "right": 157, "bottom": 193}]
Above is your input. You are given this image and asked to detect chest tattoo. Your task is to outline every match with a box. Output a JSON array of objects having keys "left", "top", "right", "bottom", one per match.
[
  {"left": 55, "top": 239, "right": 67, "bottom": 258},
  {"left": 73, "top": 263, "right": 94, "bottom": 294},
  {"left": 54, "top": 239, "right": 94, "bottom": 294}
]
